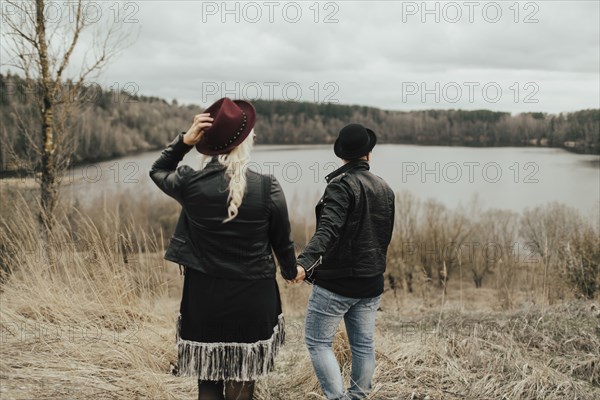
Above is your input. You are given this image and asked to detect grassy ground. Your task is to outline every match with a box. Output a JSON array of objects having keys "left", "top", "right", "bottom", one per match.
[
  {"left": 1, "top": 251, "right": 598, "bottom": 400},
  {"left": 0, "top": 187, "right": 598, "bottom": 399}
]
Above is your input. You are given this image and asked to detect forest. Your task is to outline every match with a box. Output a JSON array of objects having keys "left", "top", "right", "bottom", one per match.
[{"left": 1, "top": 72, "right": 598, "bottom": 174}]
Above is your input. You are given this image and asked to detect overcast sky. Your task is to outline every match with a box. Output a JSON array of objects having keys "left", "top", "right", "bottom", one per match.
[{"left": 2, "top": 0, "right": 599, "bottom": 113}]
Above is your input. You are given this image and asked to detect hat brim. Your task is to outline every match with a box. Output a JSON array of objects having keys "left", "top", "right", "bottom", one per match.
[
  {"left": 334, "top": 128, "right": 377, "bottom": 159},
  {"left": 195, "top": 100, "right": 257, "bottom": 156}
]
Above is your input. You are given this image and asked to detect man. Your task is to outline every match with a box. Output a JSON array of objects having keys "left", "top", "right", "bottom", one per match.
[{"left": 294, "top": 123, "right": 395, "bottom": 400}]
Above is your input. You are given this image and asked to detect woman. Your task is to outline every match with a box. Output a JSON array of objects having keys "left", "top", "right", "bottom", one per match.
[{"left": 149, "top": 97, "right": 300, "bottom": 400}]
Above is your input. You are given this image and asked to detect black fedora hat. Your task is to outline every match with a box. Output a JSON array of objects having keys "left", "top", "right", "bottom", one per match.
[
  {"left": 333, "top": 123, "right": 377, "bottom": 159},
  {"left": 196, "top": 97, "right": 256, "bottom": 155}
]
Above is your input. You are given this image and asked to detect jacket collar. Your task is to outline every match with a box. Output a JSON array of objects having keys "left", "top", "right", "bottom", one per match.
[
  {"left": 325, "top": 160, "right": 370, "bottom": 183},
  {"left": 202, "top": 156, "right": 226, "bottom": 172}
]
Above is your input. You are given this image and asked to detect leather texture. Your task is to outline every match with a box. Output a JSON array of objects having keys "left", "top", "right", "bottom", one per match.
[
  {"left": 297, "top": 160, "right": 395, "bottom": 279},
  {"left": 150, "top": 133, "right": 297, "bottom": 280}
]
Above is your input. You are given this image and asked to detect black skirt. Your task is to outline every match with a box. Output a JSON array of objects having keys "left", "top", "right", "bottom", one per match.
[{"left": 175, "top": 267, "right": 285, "bottom": 381}]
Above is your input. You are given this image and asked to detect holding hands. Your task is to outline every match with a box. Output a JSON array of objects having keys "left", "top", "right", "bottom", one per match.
[
  {"left": 294, "top": 265, "right": 306, "bottom": 283},
  {"left": 285, "top": 265, "right": 306, "bottom": 285}
]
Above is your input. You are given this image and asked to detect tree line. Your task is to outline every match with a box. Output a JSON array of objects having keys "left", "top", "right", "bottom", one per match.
[{"left": 1, "top": 72, "right": 598, "bottom": 174}]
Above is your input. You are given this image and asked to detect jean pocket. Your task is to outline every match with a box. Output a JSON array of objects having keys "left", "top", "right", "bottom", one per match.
[
  {"left": 366, "top": 295, "right": 382, "bottom": 311},
  {"left": 308, "top": 285, "right": 332, "bottom": 312}
]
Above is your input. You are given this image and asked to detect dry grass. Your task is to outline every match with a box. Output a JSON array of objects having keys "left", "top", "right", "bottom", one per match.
[
  {"left": 261, "top": 282, "right": 600, "bottom": 400},
  {"left": 1, "top": 195, "right": 599, "bottom": 399}
]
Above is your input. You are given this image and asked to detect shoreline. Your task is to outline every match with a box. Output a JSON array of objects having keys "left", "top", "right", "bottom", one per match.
[{"left": 1, "top": 142, "right": 598, "bottom": 179}]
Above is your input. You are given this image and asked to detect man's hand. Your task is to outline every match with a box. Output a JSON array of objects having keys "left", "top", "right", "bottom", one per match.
[
  {"left": 183, "top": 113, "right": 213, "bottom": 146},
  {"left": 293, "top": 265, "right": 306, "bottom": 283}
]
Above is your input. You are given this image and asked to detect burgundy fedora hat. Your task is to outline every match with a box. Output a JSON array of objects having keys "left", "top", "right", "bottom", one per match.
[{"left": 196, "top": 97, "right": 256, "bottom": 155}]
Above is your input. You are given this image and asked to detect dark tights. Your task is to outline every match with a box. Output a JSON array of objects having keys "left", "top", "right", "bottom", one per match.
[{"left": 198, "top": 380, "right": 255, "bottom": 400}]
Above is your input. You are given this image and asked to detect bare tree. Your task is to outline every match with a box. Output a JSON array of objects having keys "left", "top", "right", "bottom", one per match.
[
  {"left": 387, "top": 190, "right": 421, "bottom": 298},
  {"left": 467, "top": 209, "right": 518, "bottom": 292},
  {"left": 418, "top": 199, "right": 447, "bottom": 284},
  {"left": 441, "top": 205, "right": 472, "bottom": 290},
  {"left": 520, "top": 203, "right": 582, "bottom": 303},
  {"left": 1, "top": 0, "right": 134, "bottom": 245},
  {"left": 559, "top": 225, "right": 600, "bottom": 300}
]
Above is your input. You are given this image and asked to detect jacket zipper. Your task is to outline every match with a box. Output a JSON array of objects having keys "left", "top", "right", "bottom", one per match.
[
  {"left": 303, "top": 255, "right": 322, "bottom": 285},
  {"left": 305, "top": 255, "right": 323, "bottom": 273}
]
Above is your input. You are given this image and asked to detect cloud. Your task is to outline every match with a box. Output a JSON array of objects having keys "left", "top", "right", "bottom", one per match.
[{"left": 2, "top": 0, "right": 598, "bottom": 113}]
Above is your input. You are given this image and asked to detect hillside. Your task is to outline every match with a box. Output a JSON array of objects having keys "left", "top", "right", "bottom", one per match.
[{"left": 1, "top": 73, "right": 598, "bottom": 174}]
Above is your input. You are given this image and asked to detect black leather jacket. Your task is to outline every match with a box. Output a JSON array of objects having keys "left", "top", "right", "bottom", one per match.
[
  {"left": 149, "top": 133, "right": 297, "bottom": 280},
  {"left": 297, "top": 160, "right": 395, "bottom": 280}
]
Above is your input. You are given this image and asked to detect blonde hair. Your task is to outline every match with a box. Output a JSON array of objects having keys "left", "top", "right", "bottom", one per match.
[{"left": 198, "top": 130, "right": 255, "bottom": 223}]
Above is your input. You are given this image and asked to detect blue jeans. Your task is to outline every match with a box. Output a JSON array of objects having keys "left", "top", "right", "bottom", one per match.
[{"left": 304, "top": 284, "right": 382, "bottom": 400}]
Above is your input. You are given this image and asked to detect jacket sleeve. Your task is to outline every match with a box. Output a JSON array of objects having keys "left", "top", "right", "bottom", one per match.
[
  {"left": 389, "top": 190, "right": 396, "bottom": 240},
  {"left": 149, "top": 132, "right": 195, "bottom": 203},
  {"left": 267, "top": 175, "right": 298, "bottom": 280},
  {"left": 297, "top": 179, "right": 353, "bottom": 270}
]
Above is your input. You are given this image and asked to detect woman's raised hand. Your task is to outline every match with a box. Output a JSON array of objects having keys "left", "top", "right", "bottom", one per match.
[{"left": 183, "top": 113, "right": 214, "bottom": 146}]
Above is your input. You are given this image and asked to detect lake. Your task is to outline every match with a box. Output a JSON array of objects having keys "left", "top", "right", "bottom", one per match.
[{"left": 60, "top": 144, "right": 599, "bottom": 218}]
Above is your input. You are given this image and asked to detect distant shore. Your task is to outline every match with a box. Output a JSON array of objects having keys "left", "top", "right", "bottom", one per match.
[{"left": 2, "top": 141, "right": 597, "bottom": 179}]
